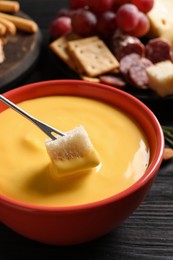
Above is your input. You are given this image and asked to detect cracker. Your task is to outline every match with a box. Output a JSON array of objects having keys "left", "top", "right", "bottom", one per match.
[
  {"left": 67, "top": 37, "right": 119, "bottom": 77},
  {"left": 49, "top": 32, "right": 83, "bottom": 73},
  {"left": 80, "top": 75, "right": 100, "bottom": 83}
]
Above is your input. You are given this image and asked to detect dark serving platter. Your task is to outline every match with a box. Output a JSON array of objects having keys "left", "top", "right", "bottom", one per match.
[
  {"left": 0, "top": 11, "right": 42, "bottom": 92},
  {"left": 49, "top": 49, "right": 173, "bottom": 102}
]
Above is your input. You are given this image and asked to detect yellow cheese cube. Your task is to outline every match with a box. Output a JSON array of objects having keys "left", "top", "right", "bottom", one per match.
[
  {"left": 146, "top": 60, "right": 173, "bottom": 97},
  {"left": 147, "top": 0, "right": 173, "bottom": 48}
]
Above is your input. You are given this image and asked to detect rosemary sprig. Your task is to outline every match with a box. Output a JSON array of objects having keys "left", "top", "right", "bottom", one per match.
[{"left": 162, "top": 126, "right": 173, "bottom": 147}]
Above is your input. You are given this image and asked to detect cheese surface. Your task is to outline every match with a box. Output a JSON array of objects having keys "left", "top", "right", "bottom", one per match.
[
  {"left": 0, "top": 96, "right": 149, "bottom": 206},
  {"left": 147, "top": 0, "right": 173, "bottom": 47}
]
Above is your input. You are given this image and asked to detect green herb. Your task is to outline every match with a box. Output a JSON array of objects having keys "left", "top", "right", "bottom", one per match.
[{"left": 162, "top": 126, "right": 173, "bottom": 147}]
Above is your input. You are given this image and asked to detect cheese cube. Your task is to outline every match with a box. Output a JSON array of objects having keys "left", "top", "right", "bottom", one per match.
[
  {"left": 146, "top": 60, "right": 173, "bottom": 97},
  {"left": 147, "top": 0, "right": 173, "bottom": 47}
]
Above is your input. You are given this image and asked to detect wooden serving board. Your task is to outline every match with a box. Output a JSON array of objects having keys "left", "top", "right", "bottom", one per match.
[{"left": 0, "top": 11, "right": 42, "bottom": 92}]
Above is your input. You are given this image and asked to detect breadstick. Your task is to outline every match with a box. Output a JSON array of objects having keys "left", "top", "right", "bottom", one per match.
[
  {"left": 0, "top": 38, "right": 5, "bottom": 63},
  {"left": 0, "top": 1, "right": 20, "bottom": 13},
  {"left": 0, "top": 21, "right": 6, "bottom": 35},
  {"left": 0, "top": 12, "right": 38, "bottom": 33},
  {"left": 0, "top": 16, "right": 16, "bottom": 34}
]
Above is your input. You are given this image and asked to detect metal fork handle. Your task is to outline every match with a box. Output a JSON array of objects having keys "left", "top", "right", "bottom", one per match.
[{"left": 0, "top": 95, "right": 65, "bottom": 140}]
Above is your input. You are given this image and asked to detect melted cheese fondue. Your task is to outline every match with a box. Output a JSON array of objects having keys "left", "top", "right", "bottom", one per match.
[{"left": 0, "top": 96, "right": 149, "bottom": 206}]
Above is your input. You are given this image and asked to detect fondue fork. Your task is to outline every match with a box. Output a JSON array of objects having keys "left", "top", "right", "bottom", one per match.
[{"left": 0, "top": 94, "right": 65, "bottom": 140}]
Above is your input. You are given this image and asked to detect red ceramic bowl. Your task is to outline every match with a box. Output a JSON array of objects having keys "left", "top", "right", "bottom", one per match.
[{"left": 0, "top": 80, "right": 164, "bottom": 245}]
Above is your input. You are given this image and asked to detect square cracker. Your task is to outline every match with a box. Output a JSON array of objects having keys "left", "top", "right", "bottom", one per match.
[
  {"left": 80, "top": 75, "right": 100, "bottom": 83},
  {"left": 49, "top": 32, "right": 83, "bottom": 73},
  {"left": 67, "top": 37, "right": 119, "bottom": 77}
]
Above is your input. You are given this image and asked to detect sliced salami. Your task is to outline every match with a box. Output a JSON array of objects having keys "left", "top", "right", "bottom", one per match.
[
  {"left": 145, "top": 38, "right": 172, "bottom": 63},
  {"left": 99, "top": 74, "right": 126, "bottom": 88},
  {"left": 128, "top": 57, "right": 153, "bottom": 89},
  {"left": 110, "top": 30, "right": 145, "bottom": 61},
  {"left": 120, "top": 53, "right": 141, "bottom": 76}
]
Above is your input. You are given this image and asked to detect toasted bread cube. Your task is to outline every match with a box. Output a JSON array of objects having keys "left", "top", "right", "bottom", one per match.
[
  {"left": 45, "top": 125, "right": 101, "bottom": 178},
  {"left": 146, "top": 60, "right": 173, "bottom": 97}
]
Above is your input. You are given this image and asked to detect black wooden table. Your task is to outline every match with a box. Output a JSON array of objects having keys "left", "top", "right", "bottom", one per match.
[{"left": 1, "top": 1, "right": 173, "bottom": 259}]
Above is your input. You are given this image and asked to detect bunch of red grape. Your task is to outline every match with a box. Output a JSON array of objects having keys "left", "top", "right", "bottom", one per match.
[{"left": 50, "top": 0, "right": 154, "bottom": 39}]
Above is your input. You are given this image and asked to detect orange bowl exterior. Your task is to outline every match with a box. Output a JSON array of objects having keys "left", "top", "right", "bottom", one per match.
[{"left": 0, "top": 80, "right": 164, "bottom": 245}]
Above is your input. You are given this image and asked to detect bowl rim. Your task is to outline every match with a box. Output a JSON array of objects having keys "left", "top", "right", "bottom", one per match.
[{"left": 0, "top": 79, "right": 164, "bottom": 212}]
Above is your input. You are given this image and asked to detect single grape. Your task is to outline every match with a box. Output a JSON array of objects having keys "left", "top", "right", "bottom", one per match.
[
  {"left": 71, "top": 9, "right": 97, "bottom": 36},
  {"left": 131, "top": 0, "right": 155, "bottom": 13},
  {"left": 119, "top": 0, "right": 131, "bottom": 3},
  {"left": 69, "top": 0, "right": 88, "bottom": 9},
  {"left": 112, "top": 0, "right": 132, "bottom": 12},
  {"left": 88, "top": 0, "right": 114, "bottom": 14},
  {"left": 129, "top": 12, "right": 150, "bottom": 37},
  {"left": 50, "top": 16, "right": 72, "bottom": 39},
  {"left": 96, "top": 11, "right": 116, "bottom": 38},
  {"left": 56, "top": 8, "right": 75, "bottom": 18},
  {"left": 116, "top": 4, "right": 140, "bottom": 32}
]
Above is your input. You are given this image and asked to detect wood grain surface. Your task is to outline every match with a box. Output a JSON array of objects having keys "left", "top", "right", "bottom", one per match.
[
  {"left": 0, "top": 11, "right": 42, "bottom": 91},
  {"left": 0, "top": 1, "right": 173, "bottom": 259}
]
